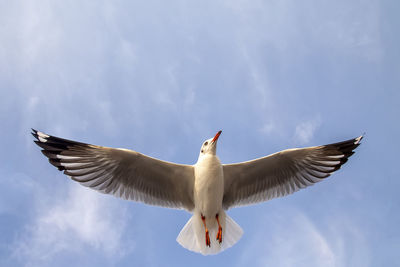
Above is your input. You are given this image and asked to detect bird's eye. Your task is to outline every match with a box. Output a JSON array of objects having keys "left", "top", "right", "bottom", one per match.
[
  {"left": 201, "top": 150, "right": 204, "bottom": 153},
  {"left": 204, "top": 142, "right": 208, "bottom": 146}
]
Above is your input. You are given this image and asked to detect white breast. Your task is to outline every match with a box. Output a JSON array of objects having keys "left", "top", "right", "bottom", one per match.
[{"left": 194, "top": 155, "right": 224, "bottom": 217}]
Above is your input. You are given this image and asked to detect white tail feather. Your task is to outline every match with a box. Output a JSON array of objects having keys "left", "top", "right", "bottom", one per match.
[
  {"left": 176, "top": 216, "right": 199, "bottom": 252},
  {"left": 176, "top": 211, "right": 243, "bottom": 255}
]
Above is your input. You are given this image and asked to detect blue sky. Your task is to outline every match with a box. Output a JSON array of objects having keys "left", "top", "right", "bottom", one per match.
[{"left": 0, "top": 0, "right": 399, "bottom": 266}]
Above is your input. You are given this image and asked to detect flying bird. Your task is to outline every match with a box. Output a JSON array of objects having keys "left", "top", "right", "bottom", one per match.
[{"left": 32, "top": 129, "right": 362, "bottom": 255}]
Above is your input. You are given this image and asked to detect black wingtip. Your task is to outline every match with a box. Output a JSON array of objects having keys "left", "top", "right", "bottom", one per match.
[
  {"left": 354, "top": 134, "right": 364, "bottom": 145},
  {"left": 48, "top": 158, "right": 65, "bottom": 171},
  {"left": 321, "top": 135, "right": 364, "bottom": 170},
  {"left": 31, "top": 128, "right": 38, "bottom": 140}
]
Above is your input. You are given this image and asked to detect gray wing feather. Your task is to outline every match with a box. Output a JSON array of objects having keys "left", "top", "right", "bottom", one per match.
[
  {"left": 222, "top": 136, "right": 363, "bottom": 209},
  {"left": 32, "top": 129, "right": 195, "bottom": 211}
]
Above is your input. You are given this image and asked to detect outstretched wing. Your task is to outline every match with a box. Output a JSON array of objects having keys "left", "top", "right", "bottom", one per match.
[
  {"left": 32, "top": 129, "right": 195, "bottom": 211},
  {"left": 222, "top": 136, "right": 363, "bottom": 209}
]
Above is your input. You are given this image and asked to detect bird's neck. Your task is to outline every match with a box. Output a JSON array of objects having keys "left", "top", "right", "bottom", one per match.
[{"left": 196, "top": 154, "right": 221, "bottom": 166}]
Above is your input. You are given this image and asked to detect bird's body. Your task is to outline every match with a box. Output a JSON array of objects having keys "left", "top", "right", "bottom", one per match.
[
  {"left": 194, "top": 154, "right": 223, "bottom": 218},
  {"left": 190, "top": 153, "right": 228, "bottom": 253},
  {"left": 32, "top": 129, "right": 363, "bottom": 255},
  {"left": 178, "top": 131, "right": 238, "bottom": 253}
]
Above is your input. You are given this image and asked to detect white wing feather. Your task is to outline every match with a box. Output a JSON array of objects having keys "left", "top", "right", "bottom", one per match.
[
  {"left": 222, "top": 136, "right": 363, "bottom": 209},
  {"left": 32, "top": 129, "right": 195, "bottom": 210}
]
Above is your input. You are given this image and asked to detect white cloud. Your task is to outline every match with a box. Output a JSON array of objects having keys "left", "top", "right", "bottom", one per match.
[
  {"left": 225, "top": 0, "right": 382, "bottom": 62},
  {"left": 0, "top": 0, "right": 386, "bottom": 265},
  {"left": 260, "top": 212, "right": 335, "bottom": 267},
  {"left": 237, "top": 207, "right": 370, "bottom": 267},
  {"left": 237, "top": 210, "right": 335, "bottom": 267},
  {"left": 12, "top": 184, "right": 134, "bottom": 265},
  {"left": 260, "top": 121, "right": 276, "bottom": 135},
  {"left": 293, "top": 116, "right": 321, "bottom": 145}
]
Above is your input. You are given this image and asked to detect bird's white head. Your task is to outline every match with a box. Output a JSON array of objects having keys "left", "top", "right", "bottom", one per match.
[{"left": 199, "top": 130, "right": 222, "bottom": 157}]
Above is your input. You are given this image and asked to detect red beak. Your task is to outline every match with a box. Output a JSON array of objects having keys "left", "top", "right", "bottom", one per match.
[{"left": 212, "top": 130, "right": 222, "bottom": 143}]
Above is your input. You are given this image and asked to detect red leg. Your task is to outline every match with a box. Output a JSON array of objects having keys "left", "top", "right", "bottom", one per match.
[
  {"left": 216, "top": 214, "right": 223, "bottom": 244},
  {"left": 201, "top": 214, "right": 211, "bottom": 247}
]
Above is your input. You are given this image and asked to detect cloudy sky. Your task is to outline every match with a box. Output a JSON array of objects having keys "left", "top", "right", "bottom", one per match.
[{"left": 1, "top": 0, "right": 399, "bottom": 266}]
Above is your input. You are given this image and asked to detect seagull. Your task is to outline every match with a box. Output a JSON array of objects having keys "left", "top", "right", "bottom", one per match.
[{"left": 32, "top": 129, "right": 362, "bottom": 255}]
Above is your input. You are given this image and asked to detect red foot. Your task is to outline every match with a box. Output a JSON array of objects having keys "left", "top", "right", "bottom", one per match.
[
  {"left": 215, "top": 214, "right": 223, "bottom": 243},
  {"left": 205, "top": 229, "right": 211, "bottom": 247},
  {"left": 202, "top": 214, "right": 211, "bottom": 247},
  {"left": 216, "top": 226, "right": 223, "bottom": 243}
]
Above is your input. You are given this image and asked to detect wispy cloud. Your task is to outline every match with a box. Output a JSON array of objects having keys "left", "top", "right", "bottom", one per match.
[
  {"left": 12, "top": 184, "right": 133, "bottom": 265},
  {"left": 237, "top": 209, "right": 334, "bottom": 267},
  {"left": 0, "top": 0, "right": 392, "bottom": 265},
  {"left": 260, "top": 121, "right": 276, "bottom": 135},
  {"left": 237, "top": 207, "right": 370, "bottom": 267},
  {"left": 293, "top": 116, "right": 321, "bottom": 145}
]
